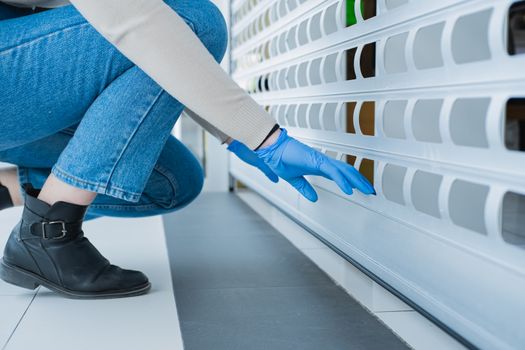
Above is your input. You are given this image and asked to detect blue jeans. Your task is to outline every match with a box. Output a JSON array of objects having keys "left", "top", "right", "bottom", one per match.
[{"left": 0, "top": 1, "right": 228, "bottom": 221}]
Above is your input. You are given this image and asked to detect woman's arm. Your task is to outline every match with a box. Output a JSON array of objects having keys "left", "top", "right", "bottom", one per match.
[
  {"left": 182, "top": 107, "right": 230, "bottom": 144},
  {"left": 68, "top": 0, "right": 276, "bottom": 150},
  {"left": 182, "top": 107, "right": 279, "bottom": 182}
]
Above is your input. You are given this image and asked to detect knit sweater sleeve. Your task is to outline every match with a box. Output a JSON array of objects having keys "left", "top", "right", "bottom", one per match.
[
  {"left": 68, "top": 0, "right": 276, "bottom": 149},
  {"left": 183, "top": 108, "right": 230, "bottom": 144}
]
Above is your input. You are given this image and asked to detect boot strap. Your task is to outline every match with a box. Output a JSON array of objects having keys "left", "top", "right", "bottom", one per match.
[
  {"left": 29, "top": 220, "right": 83, "bottom": 240},
  {"left": 0, "top": 185, "right": 14, "bottom": 211}
]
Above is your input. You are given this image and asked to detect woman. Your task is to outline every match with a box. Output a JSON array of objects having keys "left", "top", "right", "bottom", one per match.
[{"left": 0, "top": 0, "right": 375, "bottom": 299}]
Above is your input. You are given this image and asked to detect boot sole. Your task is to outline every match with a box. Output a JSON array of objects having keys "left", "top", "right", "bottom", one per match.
[{"left": 0, "top": 259, "right": 151, "bottom": 299}]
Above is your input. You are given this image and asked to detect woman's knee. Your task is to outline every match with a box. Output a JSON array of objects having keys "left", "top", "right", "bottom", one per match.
[
  {"left": 148, "top": 139, "right": 204, "bottom": 212},
  {"left": 163, "top": 0, "right": 228, "bottom": 63},
  {"left": 168, "top": 160, "right": 204, "bottom": 210}
]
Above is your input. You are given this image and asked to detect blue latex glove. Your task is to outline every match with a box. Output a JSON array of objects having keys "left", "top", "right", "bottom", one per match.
[
  {"left": 255, "top": 128, "right": 376, "bottom": 202},
  {"left": 227, "top": 139, "right": 279, "bottom": 183}
]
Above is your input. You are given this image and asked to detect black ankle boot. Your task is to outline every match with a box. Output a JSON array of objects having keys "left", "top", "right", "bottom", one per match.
[
  {"left": 0, "top": 182, "right": 151, "bottom": 299},
  {"left": 0, "top": 183, "right": 14, "bottom": 210}
]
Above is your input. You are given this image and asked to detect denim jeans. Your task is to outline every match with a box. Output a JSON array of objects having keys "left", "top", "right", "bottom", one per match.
[{"left": 0, "top": 1, "right": 228, "bottom": 221}]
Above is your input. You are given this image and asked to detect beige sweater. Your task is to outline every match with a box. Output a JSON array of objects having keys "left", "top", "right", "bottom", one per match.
[{"left": 3, "top": 0, "right": 276, "bottom": 149}]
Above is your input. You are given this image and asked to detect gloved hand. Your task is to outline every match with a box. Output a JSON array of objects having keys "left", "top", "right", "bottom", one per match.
[
  {"left": 227, "top": 139, "right": 279, "bottom": 183},
  {"left": 255, "top": 128, "right": 376, "bottom": 202}
]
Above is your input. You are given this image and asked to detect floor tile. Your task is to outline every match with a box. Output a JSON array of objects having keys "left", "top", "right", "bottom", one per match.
[
  {"left": 175, "top": 284, "right": 408, "bottom": 350},
  {"left": 237, "top": 191, "right": 327, "bottom": 250},
  {"left": 165, "top": 193, "right": 264, "bottom": 228},
  {"left": 4, "top": 216, "right": 183, "bottom": 350},
  {"left": 164, "top": 193, "right": 409, "bottom": 350},
  {"left": 0, "top": 280, "right": 35, "bottom": 298},
  {"left": 166, "top": 215, "right": 275, "bottom": 238},
  {"left": 0, "top": 294, "right": 36, "bottom": 349},
  {"left": 167, "top": 233, "right": 334, "bottom": 290},
  {"left": 377, "top": 311, "right": 466, "bottom": 350}
]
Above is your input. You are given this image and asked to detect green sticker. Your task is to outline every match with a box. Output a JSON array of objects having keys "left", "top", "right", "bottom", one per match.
[{"left": 346, "top": 0, "right": 366, "bottom": 27}]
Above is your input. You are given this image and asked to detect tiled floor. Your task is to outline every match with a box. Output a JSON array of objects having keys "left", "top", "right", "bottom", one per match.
[
  {"left": 236, "top": 189, "right": 467, "bottom": 350},
  {"left": 163, "top": 193, "right": 410, "bottom": 350},
  {"left": 0, "top": 206, "right": 183, "bottom": 350},
  {"left": 0, "top": 191, "right": 450, "bottom": 350}
]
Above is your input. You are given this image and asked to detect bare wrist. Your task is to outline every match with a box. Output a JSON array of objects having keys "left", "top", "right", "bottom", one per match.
[{"left": 260, "top": 128, "right": 281, "bottom": 148}]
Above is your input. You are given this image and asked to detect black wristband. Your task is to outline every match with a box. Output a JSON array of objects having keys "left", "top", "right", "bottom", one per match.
[{"left": 254, "top": 123, "right": 280, "bottom": 151}]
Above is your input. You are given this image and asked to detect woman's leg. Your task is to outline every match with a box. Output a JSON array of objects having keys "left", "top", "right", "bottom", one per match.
[
  {"left": 0, "top": 0, "right": 227, "bottom": 206},
  {"left": 0, "top": 129, "right": 204, "bottom": 221},
  {"left": 0, "top": 1, "right": 225, "bottom": 298}
]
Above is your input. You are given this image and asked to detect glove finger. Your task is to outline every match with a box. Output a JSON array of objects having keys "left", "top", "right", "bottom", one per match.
[
  {"left": 288, "top": 177, "right": 318, "bottom": 202},
  {"left": 258, "top": 161, "right": 279, "bottom": 183},
  {"left": 320, "top": 162, "right": 354, "bottom": 196},
  {"left": 332, "top": 160, "right": 375, "bottom": 195}
]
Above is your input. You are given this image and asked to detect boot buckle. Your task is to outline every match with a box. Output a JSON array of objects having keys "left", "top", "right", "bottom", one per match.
[{"left": 41, "top": 221, "right": 67, "bottom": 240}]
